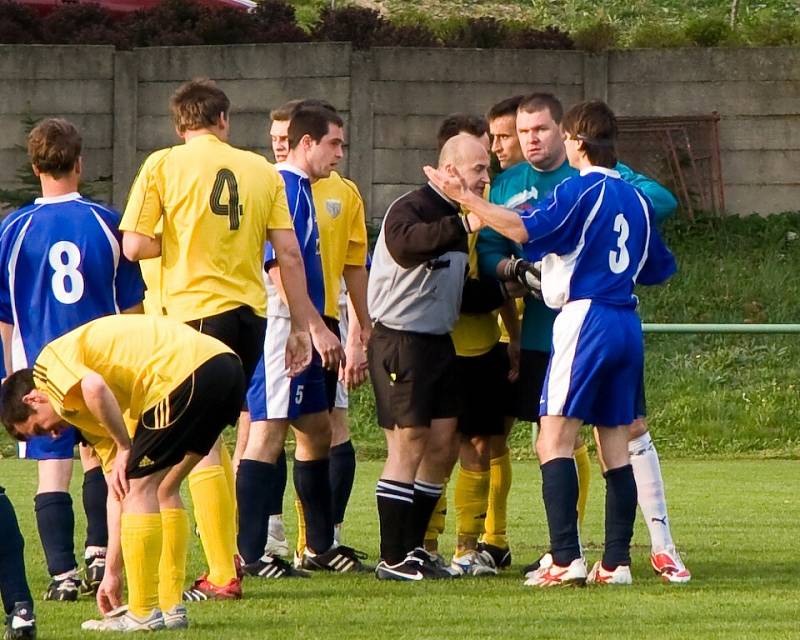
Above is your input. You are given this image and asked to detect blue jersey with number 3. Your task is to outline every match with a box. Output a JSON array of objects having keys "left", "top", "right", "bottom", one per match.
[
  {"left": 520, "top": 167, "right": 676, "bottom": 310},
  {"left": 0, "top": 193, "right": 145, "bottom": 369}
]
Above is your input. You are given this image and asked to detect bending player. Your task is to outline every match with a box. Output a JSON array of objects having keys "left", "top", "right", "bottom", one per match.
[
  {"left": 0, "top": 118, "right": 144, "bottom": 601},
  {"left": 426, "top": 100, "right": 677, "bottom": 587}
]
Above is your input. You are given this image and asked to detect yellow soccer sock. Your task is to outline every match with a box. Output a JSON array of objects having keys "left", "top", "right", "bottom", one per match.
[
  {"left": 295, "top": 496, "right": 306, "bottom": 557},
  {"left": 121, "top": 513, "right": 162, "bottom": 618},
  {"left": 454, "top": 466, "right": 490, "bottom": 554},
  {"left": 574, "top": 443, "right": 591, "bottom": 531},
  {"left": 484, "top": 451, "right": 511, "bottom": 549},
  {"left": 219, "top": 444, "right": 238, "bottom": 535},
  {"left": 424, "top": 479, "right": 448, "bottom": 550},
  {"left": 158, "top": 508, "right": 190, "bottom": 612},
  {"left": 189, "top": 465, "right": 236, "bottom": 586}
]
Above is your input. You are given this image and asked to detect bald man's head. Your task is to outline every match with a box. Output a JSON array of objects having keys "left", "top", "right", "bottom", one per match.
[{"left": 437, "top": 133, "right": 490, "bottom": 198}]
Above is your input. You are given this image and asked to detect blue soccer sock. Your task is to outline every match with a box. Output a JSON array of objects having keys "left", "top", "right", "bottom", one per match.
[
  {"left": 330, "top": 440, "right": 356, "bottom": 525},
  {"left": 34, "top": 492, "right": 77, "bottom": 577},
  {"left": 602, "top": 464, "right": 637, "bottom": 569},
  {"left": 541, "top": 457, "right": 581, "bottom": 567},
  {"left": 235, "top": 459, "right": 276, "bottom": 564},
  {"left": 293, "top": 458, "right": 333, "bottom": 554},
  {"left": 82, "top": 467, "right": 108, "bottom": 550},
  {"left": 0, "top": 490, "right": 33, "bottom": 615}
]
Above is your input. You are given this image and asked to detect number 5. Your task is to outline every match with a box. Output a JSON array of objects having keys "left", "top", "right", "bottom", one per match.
[{"left": 609, "top": 213, "right": 630, "bottom": 274}]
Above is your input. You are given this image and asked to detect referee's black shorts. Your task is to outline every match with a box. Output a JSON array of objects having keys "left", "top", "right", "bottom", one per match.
[
  {"left": 456, "top": 342, "right": 511, "bottom": 437},
  {"left": 186, "top": 305, "right": 266, "bottom": 384},
  {"left": 367, "top": 323, "right": 460, "bottom": 429},
  {"left": 127, "top": 353, "right": 246, "bottom": 478},
  {"left": 509, "top": 349, "right": 550, "bottom": 423},
  {"left": 322, "top": 315, "right": 341, "bottom": 412}
]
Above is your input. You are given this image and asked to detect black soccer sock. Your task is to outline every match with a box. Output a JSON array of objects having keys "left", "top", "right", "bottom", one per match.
[
  {"left": 602, "top": 464, "right": 637, "bottom": 569},
  {"left": 82, "top": 467, "right": 108, "bottom": 549},
  {"left": 541, "top": 458, "right": 581, "bottom": 567},
  {"left": 0, "top": 491, "right": 33, "bottom": 615},
  {"left": 404, "top": 480, "right": 444, "bottom": 553},
  {"left": 34, "top": 492, "right": 77, "bottom": 576},
  {"left": 330, "top": 440, "right": 356, "bottom": 525},
  {"left": 293, "top": 458, "right": 334, "bottom": 554},
  {"left": 267, "top": 448, "right": 287, "bottom": 516},
  {"left": 375, "top": 479, "right": 414, "bottom": 565},
  {"left": 236, "top": 459, "right": 277, "bottom": 564}
]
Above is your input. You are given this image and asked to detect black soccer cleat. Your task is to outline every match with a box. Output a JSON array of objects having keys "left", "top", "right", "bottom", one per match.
[
  {"left": 80, "top": 551, "right": 106, "bottom": 596},
  {"left": 4, "top": 602, "right": 36, "bottom": 640},
  {"left": 477, "top": 542, "right": 512, "bottom": 569},
  {"left": 407, "top": 548, "right": 459, "bottom": 579},
  {"left": 43, "top": 575, "right": 80, "bottom": 602},
  {"left": 301, "top": 545, "right": 370, "bottom": 573},
  {"left": 243, "top": 554, "right": 309, "bottom": 579}
]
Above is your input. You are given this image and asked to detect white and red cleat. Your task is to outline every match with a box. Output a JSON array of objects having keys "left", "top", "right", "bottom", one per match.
[
  {"left": 523, "top": 556, "right": 586, "bottom": 588},
  {"left": 650, "top": 546, "right": 691, "bottom": 584},
  {"left": 587, "top": 561, "right": 633, "bottom": 585}
]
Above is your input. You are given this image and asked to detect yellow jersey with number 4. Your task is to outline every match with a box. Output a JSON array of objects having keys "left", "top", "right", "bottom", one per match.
[{"left": 120, "top": 134, "right": 292, "bottom": 321}]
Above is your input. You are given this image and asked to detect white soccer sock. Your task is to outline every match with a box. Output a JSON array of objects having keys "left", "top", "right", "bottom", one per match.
[{"left": 628, "top": 432, "right": 674, "bottom": 553}]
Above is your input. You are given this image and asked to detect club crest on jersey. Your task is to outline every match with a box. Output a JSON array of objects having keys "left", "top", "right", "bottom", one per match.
[{"left": 325, "top": 199, "right": 342, "bottom": 218}]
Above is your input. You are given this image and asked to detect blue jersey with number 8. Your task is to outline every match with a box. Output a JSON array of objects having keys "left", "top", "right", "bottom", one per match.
[
  {"left": 0, "top": 193, "right": 144, "bottom": 369},
  {"left": 520, "top": 167, "right": 676, "bottom": 310}
]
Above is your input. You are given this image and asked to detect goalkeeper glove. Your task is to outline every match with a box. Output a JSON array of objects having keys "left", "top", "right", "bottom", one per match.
[{"left": 503, "top": 258, "right": 542, "bottom": 299}]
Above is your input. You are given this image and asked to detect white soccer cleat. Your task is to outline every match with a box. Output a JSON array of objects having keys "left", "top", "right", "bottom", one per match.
[
  {"left": 587, "top": 561, "right": 633, "bottom": 585},
  {"left": 650, "top": 546, "right": 691, "bottom": 584},
  {"left": 523, "top": 551, "right": 553, "bottom": 580},
  {"left": 163, "top": 604, "right": 189, "bottom": 630},
  {"left": 450, "top": 550, "right": 498, "bottom": 577},
  {"left": 81, "top": 607, "right": 165, "bottom": 632},
  {"left": 523, "top": 556, "right": 586, "bottom": 588},
  {"left": 264, "top": 515, "right": 289, "bottom": 558}
]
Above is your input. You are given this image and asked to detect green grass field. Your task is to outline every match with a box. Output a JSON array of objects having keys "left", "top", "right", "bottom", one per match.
[{"left": 3, "top": 457, "right": 798, "bottom": 639}]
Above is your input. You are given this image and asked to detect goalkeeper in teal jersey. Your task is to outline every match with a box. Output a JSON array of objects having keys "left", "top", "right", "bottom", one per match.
[{"left": 477, "top": 92, "right": 691, "bottom": 584}]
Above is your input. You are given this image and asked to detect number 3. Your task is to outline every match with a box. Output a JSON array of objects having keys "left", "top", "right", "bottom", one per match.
[
  {"left": 609, "top": 213, "right": 630, "bottom": 274},
  {"left": 49, "top": 241, "right": 84, "bottom": 304}
]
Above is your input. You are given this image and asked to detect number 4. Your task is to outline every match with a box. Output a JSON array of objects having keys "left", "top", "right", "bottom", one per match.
[{"left": 210, "top": 169, "right": 243, "bottom": 230}]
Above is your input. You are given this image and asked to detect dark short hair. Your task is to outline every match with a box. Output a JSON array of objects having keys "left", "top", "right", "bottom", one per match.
[
  {"left": 288, "top": 106, "right": 344, "bottom": 150},
  {"left": 561, "top": 100, "right": 618, "bottom": 168},
  {"left": 0, "top": 369, "right": 35, "bottom": 442},
  {"left": 271, "top": 98, "right": 338, "bottom": 122},
  {"left": 518, "top": 92, "right": 564, "bottom": 124},
  {"left": 27, "top": 118, "right": 82, "bottom": 179},
  {"left": 436, "top": 113, "right": 489, "bottom": 151},
  {"left": 487, "top": 95, "right": 523, "bottom": 122},
  {"left": 170, "top": 78, "right": 230, "bottom": 134}
]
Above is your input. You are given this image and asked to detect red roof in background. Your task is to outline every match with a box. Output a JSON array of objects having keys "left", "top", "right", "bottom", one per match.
[{"left": 20, "top": 0, "right": 257, "bottom": 14}]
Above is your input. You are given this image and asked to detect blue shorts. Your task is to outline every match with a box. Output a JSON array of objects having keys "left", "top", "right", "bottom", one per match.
[
  {"left": 540, "top": 300, "right": 644, "bottom": 427},
  {"left": 246, "top": 316, "right": 328, "bottom": 422},
  {"left": 19, "top": 427, "right": 77, "bottom": 460}
]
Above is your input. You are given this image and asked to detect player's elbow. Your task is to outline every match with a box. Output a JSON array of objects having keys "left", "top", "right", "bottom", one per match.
[
  {"left": 506, "top": 224, "right": 529, "bottom": 244},
  {"left": 122, "top": 232, "right": 157, "bottom": 262},
  {"left": 80, "top": 373, "right": 108, "bottom": 402}
]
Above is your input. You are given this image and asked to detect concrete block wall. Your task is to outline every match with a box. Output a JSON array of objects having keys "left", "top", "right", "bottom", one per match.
[{"left": 0, "top": 44, "right": 798, "bottom": 218}]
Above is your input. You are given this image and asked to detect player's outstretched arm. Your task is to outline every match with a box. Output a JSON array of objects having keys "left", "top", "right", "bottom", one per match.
[
  {"left": 96, "top": 483, "right": 124, "bottom": 615},
  {"left": 80, "top": 373, "right": 132, "bottom": 501},
  {"left": 423, "top": 165, "right": 528, "bottom": 243}
]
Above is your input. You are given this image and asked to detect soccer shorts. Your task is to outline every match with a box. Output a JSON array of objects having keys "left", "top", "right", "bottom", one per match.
[
  {"left": 540, "top": 299, "right": 644, "bottom": 427},
  {"left": 334, "top": 301, "right": 349, "bottom": 410},
  {"left": 509, "top": 349, "right": 550, "bottom": 423},
  {"left": 323, "top": 315, "right": 341, "bottom": 412},
  {"left": 368, "top": 323, "right": 460, "bottom": 429},
  {"left": 186, "top": 305, "right": 266, "bottom": 384},
  {"left": 246, "top": 316, "right": 328, "bottom": 422},
  {"left": 456, "top": 342, "right": 510, "bottom": 436},
  {"left": 18, "top": 428, "right": 76, "bottom": 460},
  {"left": 127, "top": 353, "right": 245, "bottom": 478}
]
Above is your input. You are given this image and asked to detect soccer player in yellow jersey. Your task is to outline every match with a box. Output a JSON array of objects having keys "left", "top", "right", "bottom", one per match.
[
  {"left": 255, "top": 99, "right": 370, "bottom": 561},
  {"left": 120, "top": 79, "right": 336, "bottom": 600},
  {"left": 0, "top": 315, "right": 246, "bottom": 631}
]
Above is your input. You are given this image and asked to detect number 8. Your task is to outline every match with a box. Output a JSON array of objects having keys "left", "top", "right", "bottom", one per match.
[{"left": 49, "top": 241, "right": 84, "bottom": 304}]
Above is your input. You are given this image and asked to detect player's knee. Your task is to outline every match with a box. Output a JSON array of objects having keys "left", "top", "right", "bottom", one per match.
[{"left": 628, "top": 418, "right": 648, "bottom": 439}]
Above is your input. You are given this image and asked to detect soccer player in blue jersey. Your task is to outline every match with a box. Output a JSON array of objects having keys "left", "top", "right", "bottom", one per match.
[
  {"left": 425, "top": 100, "right": 677, "bottom": 587},
  {"left": 0, "top": 119, "right": 145, "bottom": 602},
  {"left": 236, "top": 106, "right": 364, "bottom": 577}
]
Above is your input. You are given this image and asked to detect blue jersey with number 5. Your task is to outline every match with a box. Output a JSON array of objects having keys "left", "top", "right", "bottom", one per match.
[
  {"left": 520, "top": 167, "right": 676, "bottom": 310},
  {"left": 0, "top": 193, "right": 145, "bottom": 369}
]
